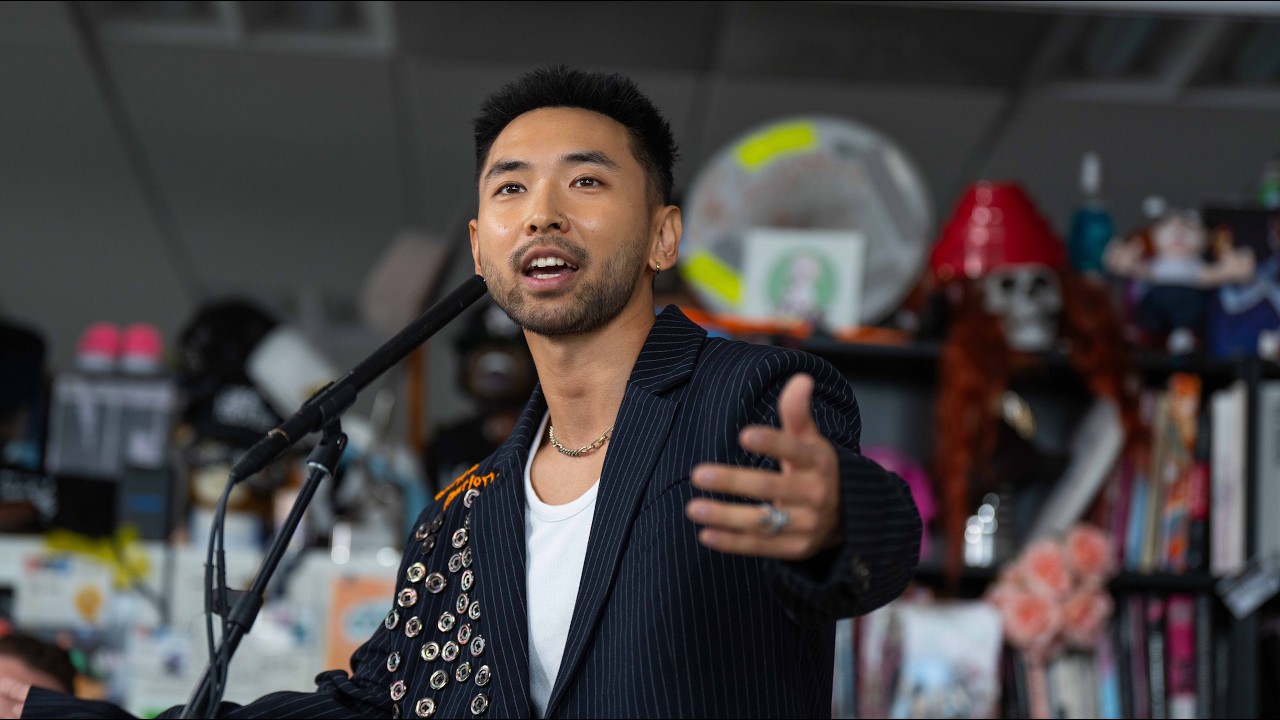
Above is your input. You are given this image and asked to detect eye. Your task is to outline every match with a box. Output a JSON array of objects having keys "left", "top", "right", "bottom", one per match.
[
  {"left": 573, "top": 177, "right": 601, "bottom": 188},
  {"left": 496, "top": 182, "right": 523, "bottom": 195}
]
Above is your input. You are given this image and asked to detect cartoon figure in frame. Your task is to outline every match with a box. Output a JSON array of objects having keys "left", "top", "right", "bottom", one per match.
[
  {"left": 926, "top": 182, "right": 1144, "bottom": 582},
  {"left": 1104, "top": 207, "right": 1255, "bottom": 354}
]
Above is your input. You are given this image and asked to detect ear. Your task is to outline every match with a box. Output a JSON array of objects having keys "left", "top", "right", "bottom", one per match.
[
  {"left": 468, "top": 219, "right": 483, "bottom": 276},
  {"left": 650, "top": 204, "right": 682, "bottom": 271}
]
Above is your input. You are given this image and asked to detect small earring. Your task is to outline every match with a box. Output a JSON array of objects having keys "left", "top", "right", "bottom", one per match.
[{"left": 653, "top": 261, "right": 662, "bottom": 273}]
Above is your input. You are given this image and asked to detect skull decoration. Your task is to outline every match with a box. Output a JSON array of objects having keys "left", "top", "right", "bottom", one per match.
[
  {"left": 929, "top": 182, "right": 1070, "bottom": 350},
  {"left": 981, "top": 266, "right": 1063, "bottom": 352}
]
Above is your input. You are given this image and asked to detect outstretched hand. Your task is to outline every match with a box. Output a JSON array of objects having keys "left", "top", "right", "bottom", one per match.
[
  {"left": 0, "top": 677, "right": 31, "bottom": 719},
  {"left": 685, "top": 373, "right": 841, "bottom": 561}
]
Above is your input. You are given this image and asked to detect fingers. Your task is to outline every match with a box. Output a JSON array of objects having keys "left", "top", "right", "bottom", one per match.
[
  {"left": 692, "top": 463, "right": 823, "bottom": 506},
  {"left": 695, "top": 523, "right": 814, "bottom": 560},
  {"left": 686, "top": 497, "right": 819, "bottom": 538},
  {"left": 777, "top": 373, "right": 818, "bottom": 437},
  {"left": 739, "top": 425, "right": 824, "bottom": 471}
]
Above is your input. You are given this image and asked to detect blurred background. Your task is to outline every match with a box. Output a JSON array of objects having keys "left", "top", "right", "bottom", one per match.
[{"left": 2, "top": 1, "right": 1280, "bottom": 717}]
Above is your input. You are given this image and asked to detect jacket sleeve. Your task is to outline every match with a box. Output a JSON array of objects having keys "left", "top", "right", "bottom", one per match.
[
  {"left": 22, "top": 504, "right": 447, "bottom": 720},
  {"left": 742, "top": 349, "right": 922, "bottom": 625}
]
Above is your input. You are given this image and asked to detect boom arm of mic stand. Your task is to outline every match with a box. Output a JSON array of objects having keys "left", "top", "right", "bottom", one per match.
[{"left": 231, "top": 274, "right": 488, "bottom": 479}]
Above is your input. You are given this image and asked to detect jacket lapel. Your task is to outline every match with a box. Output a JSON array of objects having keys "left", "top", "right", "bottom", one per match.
[
  {"left": 470, "top": 385, "right": 546, "bottom": 720},
  {"left": 543, "top": 307, "right": 706, "bottom": 717}
]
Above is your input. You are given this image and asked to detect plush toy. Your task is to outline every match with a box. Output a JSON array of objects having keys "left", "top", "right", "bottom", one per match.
[{"left": 1104, "top": 208, "right": 1255, "bottom": 354}]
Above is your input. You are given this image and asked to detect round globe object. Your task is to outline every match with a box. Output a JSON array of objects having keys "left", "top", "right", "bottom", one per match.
[{"left": 680, "top": 117, "right": 933, "bottom": 325}]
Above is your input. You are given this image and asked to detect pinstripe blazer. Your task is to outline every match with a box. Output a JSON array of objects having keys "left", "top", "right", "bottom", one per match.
[{"left": 23, "top": 306, "right": 920, "bottom": 719}]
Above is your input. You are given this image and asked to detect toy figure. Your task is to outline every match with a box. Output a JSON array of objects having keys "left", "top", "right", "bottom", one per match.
[
  {"left": 1104, "top": 208, "right": 1255, "bottom": 354},
  {"left": 1216, "top": 213, "right": 1280, "bottom": 359}
]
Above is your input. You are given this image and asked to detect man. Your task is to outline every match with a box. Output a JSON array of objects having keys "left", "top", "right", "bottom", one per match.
[{"left": 6, "top": 65, "right": 920, "bottom": 719}]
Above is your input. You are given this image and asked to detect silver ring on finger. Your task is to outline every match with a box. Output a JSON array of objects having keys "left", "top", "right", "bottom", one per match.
[{"left": 757, "top": 502, "right": 790, "bottom": 537}]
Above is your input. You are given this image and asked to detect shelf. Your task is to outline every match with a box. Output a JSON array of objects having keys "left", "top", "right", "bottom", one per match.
[
  {"left": 910, "top": 562, "right": 1218, "bottom": 595},
  {"left": 788, "top": 334, "right": 1280, "bottom": 385}
]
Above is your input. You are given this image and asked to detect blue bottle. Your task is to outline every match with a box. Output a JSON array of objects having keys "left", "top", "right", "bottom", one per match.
[{"left": 1068, "top": 152, "right": 1114, "bottom": 275}]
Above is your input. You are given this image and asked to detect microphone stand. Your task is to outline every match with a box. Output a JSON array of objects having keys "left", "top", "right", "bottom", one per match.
[
  {"left": 179, "top": 274, "right": 487, "bottom": 718},
  {"left": 181, "top": 421, "right": 345, "bottom": 718}
]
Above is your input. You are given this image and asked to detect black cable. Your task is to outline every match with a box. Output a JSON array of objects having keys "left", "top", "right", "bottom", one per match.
[{"left": 64, "top": 1, "right": 205, "bottom": 301}]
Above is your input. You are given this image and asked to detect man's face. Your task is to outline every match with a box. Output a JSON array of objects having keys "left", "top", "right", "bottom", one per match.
[{"left": 469, "top": 107, "right": 657, "bottom": 337}]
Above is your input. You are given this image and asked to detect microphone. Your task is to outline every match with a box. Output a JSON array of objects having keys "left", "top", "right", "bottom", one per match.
[{"left": 230, "top": 274, "right": 487, "bottom": 479}]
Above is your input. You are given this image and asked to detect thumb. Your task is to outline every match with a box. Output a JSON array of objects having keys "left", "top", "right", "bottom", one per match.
[{"left": 778, "top": 373, "right": 818, "bottom": 437}]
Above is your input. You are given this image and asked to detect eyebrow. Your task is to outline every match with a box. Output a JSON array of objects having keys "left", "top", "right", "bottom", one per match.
[{"left": 482, "top": 150, "right": 621, "bottom": 184}]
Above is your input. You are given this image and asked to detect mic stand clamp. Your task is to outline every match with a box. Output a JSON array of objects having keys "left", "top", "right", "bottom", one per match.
[{"left": 179, "top": 420, "right": 348, "bottom": 718}]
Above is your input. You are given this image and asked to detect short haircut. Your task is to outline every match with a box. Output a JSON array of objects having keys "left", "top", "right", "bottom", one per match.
[
  {"left": 0, "top": 633, "right": 76, "bottom": 694},
  {"left": 473, "top": 65, "right": 679, "bottom": 206}
]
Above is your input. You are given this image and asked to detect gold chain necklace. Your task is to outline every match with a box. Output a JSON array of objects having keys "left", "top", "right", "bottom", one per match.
[{"left": 547, "top": 423, "right": 613, "bottom": 457}]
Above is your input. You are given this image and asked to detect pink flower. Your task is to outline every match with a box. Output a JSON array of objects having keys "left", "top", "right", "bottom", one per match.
[
  {"left": 1001, "top": 588, "right": 1063, "bottom": 658},
  {"left": 1065, "top": 524, "right": 1117, "bottom": 584},
  {"left": 1060, "top": 587, "right": 1114, "bottom": 649},
  {"left": 1019, "top": 539, "right": 1073, "bottom": 600}
]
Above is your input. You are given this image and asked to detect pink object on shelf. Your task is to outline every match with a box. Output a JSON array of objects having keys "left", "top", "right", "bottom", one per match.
[
  {"left": 863, "top": 445, "right": 936, "bottom": 561},
  {"left": 76, "top": 322, "right": 121, "bottom": 372},
  {"left": 121, "top": 323, "right": 164, "bottom": 374}
]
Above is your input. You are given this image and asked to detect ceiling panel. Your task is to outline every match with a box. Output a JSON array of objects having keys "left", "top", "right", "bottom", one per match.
[
  {"left": 979, "top": 95, "right": 1280, "bottom": 233},
  {"left": 0, "top": 33, "right": 191, "bottom": 367},
  {"left": 0, "top": 2, "right": 80, "bottom": 47},
  {"left": 100, "top": 43, "right": 406, "bottom": 304},
  {"left": 395, "top": 2, "right": 722, "bottom": 73},
  {"left": 717, "top": 2, "right": 1054, "bottom": 88}
]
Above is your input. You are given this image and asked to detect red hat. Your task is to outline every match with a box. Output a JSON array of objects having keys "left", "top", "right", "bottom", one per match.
[{"left": 929, "top": 182, "right": 1067, "bottom": 281}]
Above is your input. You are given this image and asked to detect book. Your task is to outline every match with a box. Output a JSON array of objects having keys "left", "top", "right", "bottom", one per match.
[
  {"left": 1210, "top": 381, "right": 1248, "bottom": 577},
  {"left": 1159, "top": 375, "right": 1199, "bottom": 573},
  {"left": 1165, "top": 594, "right": 1197, "bottom": 719},
  {"left": 1127, "top": 594, "right": 1151, "bottom": 719},
  {"left": 1098, "top": 628, "right": 1123, "bottom": 718},
  {"left": 832, "top": 618, "right": 856, "bottom": 718},
  {"left": 1194, "top": 594, "right": 1215, "bottom": 720},
  {"left": 1148, "top": 595, "right": 1168, "bottom": 720},
  {"left": 1254, "top": 381, "right": 1280, "bottom": 565},
  {"left": 1113, "top": 600, "right": 1135, "bottom": 717}
]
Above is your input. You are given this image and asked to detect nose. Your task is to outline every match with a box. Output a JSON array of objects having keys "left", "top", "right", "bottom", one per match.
[{"left": 525, "top": 186, "right": 567, "bottom": 235}]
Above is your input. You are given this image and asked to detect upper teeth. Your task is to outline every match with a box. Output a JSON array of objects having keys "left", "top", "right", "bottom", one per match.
[{"left": 530, "top": 257, "right": 567, "bottom": 269}]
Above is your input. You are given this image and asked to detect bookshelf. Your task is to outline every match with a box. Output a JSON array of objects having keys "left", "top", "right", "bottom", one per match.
[{"left": 797, "top": 335, "right": 1280, "bottom": 719}]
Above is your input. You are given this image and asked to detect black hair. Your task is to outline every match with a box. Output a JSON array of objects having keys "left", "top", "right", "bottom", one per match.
[
  {"left": 0, "top": 633, "right": 76, "bottom": 693},
  {"left": 473, "top": 65, "right": 679, "bottom": 205}
]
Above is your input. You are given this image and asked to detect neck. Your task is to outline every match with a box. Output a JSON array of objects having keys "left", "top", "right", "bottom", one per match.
[{"left": 525, "top": 293, "right": 656, "bottom": 446}]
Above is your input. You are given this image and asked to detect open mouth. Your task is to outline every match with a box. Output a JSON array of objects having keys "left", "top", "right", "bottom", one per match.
[{"left": 522, "top": 253, "right": 580, "bottom": 280}]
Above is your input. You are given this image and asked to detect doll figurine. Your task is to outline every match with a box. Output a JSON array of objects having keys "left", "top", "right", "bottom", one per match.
[{"left": 1104, "top": 208, "right": 1255, "bottom": 354}]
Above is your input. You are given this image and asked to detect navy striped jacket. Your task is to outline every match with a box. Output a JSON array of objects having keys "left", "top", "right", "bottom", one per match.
[{"left": 24, "top": 306, "right": 921, "bottom": 719}]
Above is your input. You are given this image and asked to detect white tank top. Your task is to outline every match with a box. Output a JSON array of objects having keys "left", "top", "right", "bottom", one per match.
[{"left": 523, "top": 411, "right": 599, "bottom": 718}]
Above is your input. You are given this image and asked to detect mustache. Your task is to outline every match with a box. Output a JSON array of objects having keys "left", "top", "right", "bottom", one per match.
[{"left": 508, "top": 236, "right": 590, "bottom": 273}]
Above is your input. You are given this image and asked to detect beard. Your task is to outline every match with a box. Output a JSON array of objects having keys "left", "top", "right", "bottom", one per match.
[{"left": 481, "top": 233, "right": 649, "bottom": 337}]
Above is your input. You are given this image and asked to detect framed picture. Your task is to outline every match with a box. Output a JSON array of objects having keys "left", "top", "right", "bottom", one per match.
[{"left": 740, "top": 228, "right": 867, "bottom": 333}]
